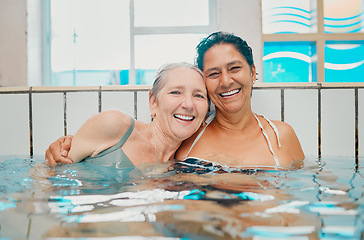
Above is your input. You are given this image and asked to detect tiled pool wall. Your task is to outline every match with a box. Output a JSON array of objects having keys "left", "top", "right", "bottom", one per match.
[{"left": 0, "top": 83, "right": 363, "bottom": 162}]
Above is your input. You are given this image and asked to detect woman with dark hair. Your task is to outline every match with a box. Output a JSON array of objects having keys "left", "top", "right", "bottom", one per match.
[{"left": 175, "top": 32, "right": 304, "bottom": 169}]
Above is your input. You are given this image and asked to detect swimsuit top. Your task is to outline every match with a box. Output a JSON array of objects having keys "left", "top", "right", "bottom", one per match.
[
  {"left": 83, "top": 117, "right": 135, "bottom": 169},
  {"left": 183, "top": 112, "right": 283, "bottom": 169}
]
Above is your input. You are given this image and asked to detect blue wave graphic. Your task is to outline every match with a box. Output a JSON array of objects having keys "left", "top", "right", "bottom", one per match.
[
  {"left": 263, "top": 52, "right": 311, "bottom": 64},
  {"left": 326, "top": 43, "right": 363, "bottom": 65},
  {"left": 325, "top": 13, "right": 363, "bottom": 21},
  {"left": 272, "top": 20, "right": 310, "bottom": 28},
  {"left": 324, "top": 21, "right": 362, "bottom": 28},
  {"left": 325, "top": 27, "right": 362, "bottom": 34},
  {"left": 271, "top": 6, "right": 310, "bottom": 15},
  {"left": 265, "top": 6, "right": 312, "bottom": 34},
  {"left": 325, "top": 43, "right": 364, "bottom": 82},
  {"left": 271, "top": 13, "right": 310, "bottom": 21},
  {"left": 274, "top": 31, "right": 300, "bottom": 34},
  {"left": 263, "top": 41, "right": 316, "bottom": 82},
  {"left": 324, "top": 13, "right": 363, "bottom": 33},
  {"left": 263, "top": 51, "right": 312, "bottom": 82}
]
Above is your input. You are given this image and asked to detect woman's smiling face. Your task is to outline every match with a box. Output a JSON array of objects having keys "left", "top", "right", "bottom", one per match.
[
  {"left": 150, "top": 66, "right": 208, "bottom": 141},
  {"left": 203, "top": 43, "right": 256, "bottom": 115}
]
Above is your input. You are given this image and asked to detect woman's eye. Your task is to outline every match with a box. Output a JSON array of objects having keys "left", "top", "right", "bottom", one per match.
[
  {"left": 195, "top": 94, "right": 205, "bottom": 99},
  {"left": 229, "top": 66, "right": 241, "bottom": 72},
  {"left": 207, "top": 72, "right": 219, "bottom": 78},
  {"left": 170, "top": 91, "right": 180, "bottom": 95}
]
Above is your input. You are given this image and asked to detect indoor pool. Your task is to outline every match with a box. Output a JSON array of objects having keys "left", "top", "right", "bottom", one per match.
[{"left": 0, "top": 156, "right": 363, "bottom": 239}]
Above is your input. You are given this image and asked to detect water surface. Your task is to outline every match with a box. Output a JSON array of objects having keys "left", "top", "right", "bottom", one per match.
[{"left": 0, "top": 156, "right": 363, "bottom": 239}]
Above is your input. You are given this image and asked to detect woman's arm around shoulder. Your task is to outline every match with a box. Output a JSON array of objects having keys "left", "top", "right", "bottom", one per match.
[
  {"left": 274, "top": 121, "right": 305, "bottom": 161},
  {"left": 68, "top": 110, "right": 132, "bottom": 163}
]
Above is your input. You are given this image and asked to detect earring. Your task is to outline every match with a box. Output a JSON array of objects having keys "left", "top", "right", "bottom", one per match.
[{"left": 151, "top": 113, "right": 156, "bottom": 121}]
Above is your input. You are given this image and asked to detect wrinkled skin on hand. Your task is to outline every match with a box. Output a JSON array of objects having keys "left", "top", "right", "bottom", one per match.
[{"left": 45, "top": 135, "right": 74, "bottom": 165}]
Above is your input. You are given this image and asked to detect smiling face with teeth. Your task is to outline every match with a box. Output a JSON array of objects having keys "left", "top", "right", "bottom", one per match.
[
  {"left": 149, "top": 66, "right": 208, "bottom": 141},
  {"left": 203, "top": 43, "right": 256, "bottom": 116}
]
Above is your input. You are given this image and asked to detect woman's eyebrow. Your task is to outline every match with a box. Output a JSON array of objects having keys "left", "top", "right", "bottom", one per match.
[
  {"left": 226, "top": 60, "right": 242, "bottom": 67},
  {"left": 205, "top": 60, "right": 242, "bottom": 72},
  {"left": 205, "top": 61, "right": 243, "bottom": 73},
  {"left": 169, "top": 86, "right": 184, "bottom": 90},
  {"left": 204, "top": 67, "right": 219, "bottom": 73}
]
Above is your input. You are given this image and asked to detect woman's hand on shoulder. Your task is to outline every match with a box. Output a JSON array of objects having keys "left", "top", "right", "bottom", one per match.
[
  {"left": 274, "top": 121, "right": 305, "bottom": 161},
  {"left": 68, "top": 110, "right": 131, "bottom": 162},
  {"left": 45, "top": 135, "right": 74, "bottom": 165}
]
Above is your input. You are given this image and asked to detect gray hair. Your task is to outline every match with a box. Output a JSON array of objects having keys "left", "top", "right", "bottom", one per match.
[{"left": 149, "top": 62, "right": 204, "bottom": 100}]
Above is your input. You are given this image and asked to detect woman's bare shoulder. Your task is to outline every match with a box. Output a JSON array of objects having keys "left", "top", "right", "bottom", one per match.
[
  {"left": 272, "top": 120, "right": 305, "bottom": 160},
  {"left": 94, "top": 109, "right": 132, "bottom": 137},
  {"left": 271, "top": 120, "right": 295, "bottom": 136}
]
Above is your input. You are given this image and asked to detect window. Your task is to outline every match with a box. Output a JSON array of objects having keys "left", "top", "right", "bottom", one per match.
[
  {"left": 262, "top": 0, "right": 364, "bottom": 83},
  {"left": 44, "top": 0, "right": 217, "bottom": 86}
]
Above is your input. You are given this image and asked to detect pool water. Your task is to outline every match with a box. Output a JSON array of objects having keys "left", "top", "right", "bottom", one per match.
[{"left": 0, "top": 156, "right": 363, "bottom": 239}]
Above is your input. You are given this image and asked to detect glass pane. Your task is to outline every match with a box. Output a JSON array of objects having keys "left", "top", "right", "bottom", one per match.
[
  {"left": 263, "top": 42, "right": 317, "bottom": 82},
  {"left": 262, "top": 0, "right": 316, "bottom": 34},
  {"left": 50, "top": 0, "right": 129, "bottom": 86},
  {"left": 325, "top": 41, "right": 364, "bottom": 82},
  {"left": 134, "top": 34, "right": 206, "bottom": 84},
  {"left": 324, "top": 0, "right": 364, "bottom": 33},
  {"left": 134, "top": 0, "right": 209, "bottom": 27}
]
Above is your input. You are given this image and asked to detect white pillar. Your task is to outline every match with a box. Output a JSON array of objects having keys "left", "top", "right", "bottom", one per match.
[{"left": 218, "top": 0, "right": 263, "bottom": 81}]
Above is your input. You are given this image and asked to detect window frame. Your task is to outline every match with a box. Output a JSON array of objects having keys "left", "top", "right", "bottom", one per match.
[
  {"left": 43, "top": 0, "right": 218, "bottom": 86},
  {"left": 261, "top": 0, "right": 364, "bottom": 83}
]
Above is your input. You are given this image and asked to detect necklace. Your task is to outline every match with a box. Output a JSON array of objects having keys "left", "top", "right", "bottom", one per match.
[{"left": 149, "top": 126, "right": 159, "bottom": 162}]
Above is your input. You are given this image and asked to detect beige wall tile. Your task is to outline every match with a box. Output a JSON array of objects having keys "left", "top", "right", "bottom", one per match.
[
  {"left": 0, "top": 94, "right": 29, "bottom": 155},
  {"left": 32, "top": 93, "right": 64, "bottom": 156},
  {"left": 359, "top": 89, "right": 364, "bottom": 157},
  {"left": 102, "top": 91, "right": 134, "bottom": 117},
  {"left": 285, "top": 89, "right": 318, "bottom": 158},
  {"left": 321, "top": 89, "right": 355, "bottom": 157},
  {"left": 66, "top": 92, "right": 99, "bottom": 135},
  {"left": 252, "top": 89, "right": 281, "bottom": 121},
  {"left": 137, "top": 91, "right": 151, "bottom": 123}
]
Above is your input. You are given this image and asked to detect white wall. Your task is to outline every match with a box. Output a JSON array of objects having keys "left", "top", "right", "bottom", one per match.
[
  {"left": 0, "top": 0, "right": 28, "bottom": 86},
  {"left": 27, "top": 0, "right": 43, "bottom": 86},
  {"left": 218, "top": 0, "right": 263, "bottom": 82}
]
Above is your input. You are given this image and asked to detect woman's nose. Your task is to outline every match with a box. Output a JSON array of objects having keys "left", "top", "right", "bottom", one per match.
[
  {"left": 181, "top": 95, "right": 194, "bottom": 109},
  {"left": 220, "top": 70, "right": 233, "bottom": 87}
]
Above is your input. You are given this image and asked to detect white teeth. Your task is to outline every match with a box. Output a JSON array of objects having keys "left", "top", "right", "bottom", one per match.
[
  {"left": 174, "top": 114, "right": 194, "bottom": 121},
  {"left": 220, "top": 89, "right": 240, "bottom": 97}
]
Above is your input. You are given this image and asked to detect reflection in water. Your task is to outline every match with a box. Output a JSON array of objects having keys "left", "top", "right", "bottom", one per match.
[{"left": 0, "top": 156, "right": 363, "bottom": 239}]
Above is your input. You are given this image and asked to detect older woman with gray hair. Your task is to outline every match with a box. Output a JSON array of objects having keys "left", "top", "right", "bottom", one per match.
[{"left": 45, "top": 62, "right": 209, "bottom": 167}]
